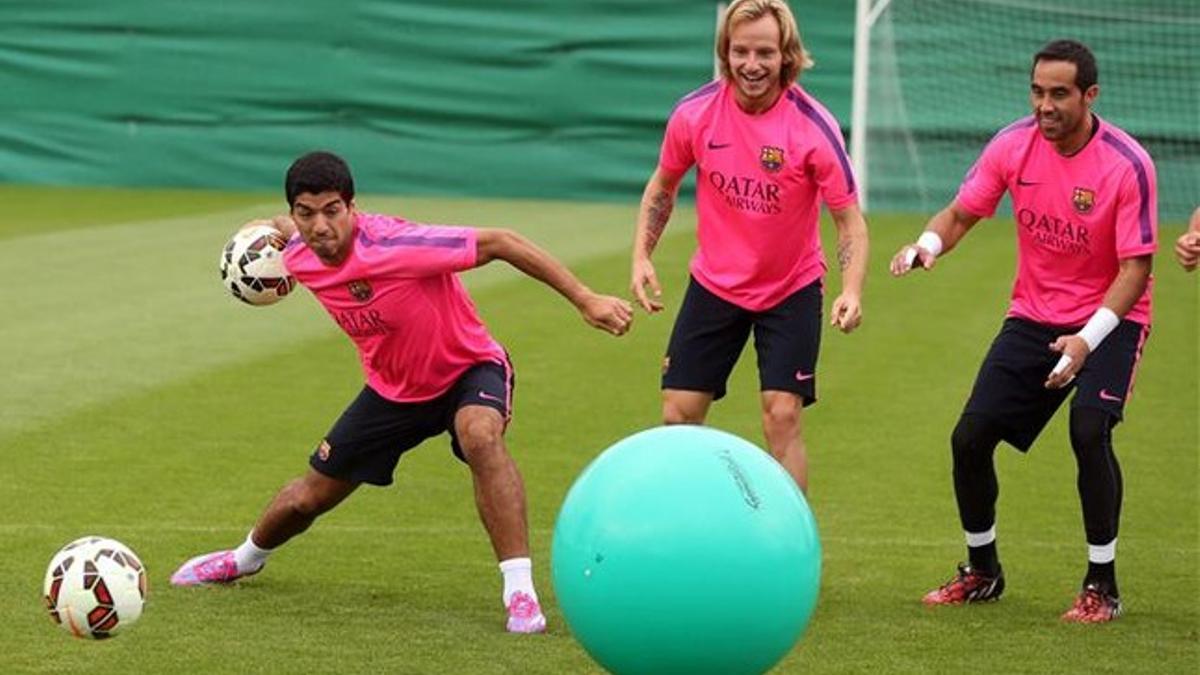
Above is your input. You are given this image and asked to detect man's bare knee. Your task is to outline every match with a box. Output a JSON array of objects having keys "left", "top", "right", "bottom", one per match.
[
  {"left": 456, "top": 407, "right": 508, "bottom": 470},
  {"left": 286, "top": 474, "right": 352, "bottom": 517},
  {"left": 662, "top": 394, "right": 709, "bottom": 425}
]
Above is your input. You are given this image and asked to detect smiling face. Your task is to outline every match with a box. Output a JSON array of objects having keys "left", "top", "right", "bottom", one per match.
[
  {"left": 1030, "top": 59, "right": 1098, "bottom": 153},
  {"left": 727, "top": 14, "right": 784, "bottom": 113},
  {"left": 290, "top": 191, "right": 355, "bottom": 266}
]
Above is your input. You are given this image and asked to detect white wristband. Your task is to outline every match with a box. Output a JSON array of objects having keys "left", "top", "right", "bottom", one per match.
[
  {"left": 917, "top": 231, "right": 944, "bottom": 257},
  {"left": 1077, "top": 307, "right": 1120, "bottom": 352},
  {"left": 903, "top": 231, "right": 944, "bottom": 267}
]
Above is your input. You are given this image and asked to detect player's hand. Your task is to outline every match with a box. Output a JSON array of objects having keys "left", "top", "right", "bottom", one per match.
[
  {"left": 630, "top": 256, "right": 664, "bottom": 313},
  {"left": 1045, "top": 334, "right": 1090, "bottom": 389},
  {"left": 239, "top": 217, "right": 295, "bottom": 239},
  {"left": 890, "top": 244, "right": 937, "bottom": 276},
  {"left": 581, "top": 293, "right": 634, "bottom": 336},
  {"left": 270, "top": 214, "right": 299, "bottom": 239},
  {"left": 1174, "top": 231, "right": 1200, "bottom": 271},
  {"left": 830, "top": 292, "right": 862, "bottom": 333}
]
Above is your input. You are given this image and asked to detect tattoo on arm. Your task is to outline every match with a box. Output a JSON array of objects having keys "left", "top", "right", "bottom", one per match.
[
  {"left": 837, "top": 239, "right": 852, "bottom": 271},
  {"left": 644, "top": 190, "right": 673, "bottom": 252}
]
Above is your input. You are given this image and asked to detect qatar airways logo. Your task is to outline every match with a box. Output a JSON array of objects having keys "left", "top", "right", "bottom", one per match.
[
  {"left": 1017, "top": 208, "right": 1092, "bottom": 257},
  {"left": 707, "top": 171, "right": 782, "bottom": 215},
  {"left": 335, "top": 308, "right": 388, "bottom": 337}
]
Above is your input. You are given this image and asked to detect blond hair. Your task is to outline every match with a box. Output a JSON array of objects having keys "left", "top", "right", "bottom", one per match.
[{"left": 716, "top": 0, "right": 813, "bottom": 86}]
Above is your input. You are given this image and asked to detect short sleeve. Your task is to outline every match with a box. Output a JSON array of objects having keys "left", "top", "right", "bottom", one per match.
[
  {"left": 956, "top": 138, "right": 1010, "bottom": 219},
  {"left": 1113, "top": 160, "right": 1158, "bottom": 259},
  {"left": 809, "top": 123, "right": 858, "bottom": 210},
  {"left": 658, "top": 107, "right": 695, "bottom": 175}
]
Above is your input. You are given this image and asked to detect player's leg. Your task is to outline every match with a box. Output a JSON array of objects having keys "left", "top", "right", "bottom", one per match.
[
  {"left": 759, "top": 392, "right": 807, "bottom": 490},
  {"left": 447, "top": 361, "right": 545, "bottom": 633},
  {"left": 246, "top": 468, "right": 359, "bottom": 550},
  {"left": 1060, "top": 407, "right": 1124, "bottom": 622},
  {"left": 752, "top": 280, "right": 821, "bottom": 492},
  {"left": 662, "top": 390, "right": 714, "bottom": 425},
  {"left": 661, "top": 276, "right": 752, "bottom": 426},
  {"left": 172, "top": 386, "right": 432, "bottom": 587},
  {"left": 925, "top": 319, "right": 1068, "bottom": 605},
  {"left": 455, "top": 404, "right": 530, "bottom": 562},
  {"left": 1061, "top": 320, "right": 1147, "bottom": 623},
  {"left": 170, "top": 470, "right": 358, "bottom": 586}
]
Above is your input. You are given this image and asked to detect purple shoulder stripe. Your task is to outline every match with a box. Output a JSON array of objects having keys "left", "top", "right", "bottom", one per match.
[
  {"left": 997, "top": 116, "right": 1037, "bottom": 138},
  {"left": 672, "top": 81, "right": 721, "bottom": 112},
  {"left": 357, "top": 229, "right": 468, "bottom": 249},
  {"left": 785, "top": 89, "right": 856, "bottom": 195},
  {"left": 979, "top": 116, "right": 1036, "bottom": 154},
  {"left": 1100, "top": 131, "right": 1154, "bottom": 245}
]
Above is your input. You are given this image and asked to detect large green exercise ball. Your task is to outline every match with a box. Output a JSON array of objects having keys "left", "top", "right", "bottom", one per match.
[{"left": 552, "top": 425, "right": 821, "bottom": 675}]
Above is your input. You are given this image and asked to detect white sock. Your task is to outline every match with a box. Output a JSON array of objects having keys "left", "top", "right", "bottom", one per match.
[
  {"left": 233, "top": 532, "right": 271, "bottom": 573},
  {"left": 965, "top": 525, "right": 997, "bottom": 548},
  {"left": 499, "top": 557, "right": 537, "bottom": 606},
  {"left": 1089, "top": 538, "right": 1117, "bottom": 563}
]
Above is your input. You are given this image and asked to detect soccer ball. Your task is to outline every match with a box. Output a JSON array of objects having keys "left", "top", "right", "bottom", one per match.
[
  {"left": 219, "top": 223, "right": 295, "bottom": 306},
  {"left": 43, "top": 536, "right": 147, "bottom": 639}
]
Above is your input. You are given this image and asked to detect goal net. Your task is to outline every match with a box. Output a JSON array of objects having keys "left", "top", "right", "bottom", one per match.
[{"left": 851, "top": 0, "right": 1199, "bottom": 222}]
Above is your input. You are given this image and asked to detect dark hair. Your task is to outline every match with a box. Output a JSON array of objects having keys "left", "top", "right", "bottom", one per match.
[
  {"left": 1032, "top": 39, "right": 1098, "bottom": 92},
  {"left": 285, "top": 151, "right": 355, "bottom": 207}
]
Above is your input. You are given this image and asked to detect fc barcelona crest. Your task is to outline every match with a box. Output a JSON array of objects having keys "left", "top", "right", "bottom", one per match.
[
  {"left": 1072, "top": 187, "right": 1095, "bottom": 214},
  {"left": 759, "top": 146, "right": 785, "bottom": 173},
  {"left": 347, "top": 279, "right": 373, "bottom": 302}
]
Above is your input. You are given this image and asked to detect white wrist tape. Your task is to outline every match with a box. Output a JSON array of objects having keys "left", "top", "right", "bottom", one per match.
[
  {"left": 916, "top": 231, "right": 944, "bottom": 257},
  {"left": 1077, "top": 307, "right": 1120, "bottom": 352},
  {"left": 903, "top": 231, "right": 945, "bottom": 267}
]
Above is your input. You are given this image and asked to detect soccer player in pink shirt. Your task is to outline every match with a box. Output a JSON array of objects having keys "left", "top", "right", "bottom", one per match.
[
  {"left": 630, "top": 0, "right": 869, "bottom": 494},
  {"left": 171, "top": 151, "right": 633, "bottom": 634},
  {"left": 891, "top": 40, "right": 1157, "bottom": 623}
]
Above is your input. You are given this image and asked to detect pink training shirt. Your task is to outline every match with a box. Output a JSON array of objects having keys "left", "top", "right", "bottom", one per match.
[
  {"left": 957, "top": 114, "right": 1157, "bottom": 326},
  {"left": 659, "top": 80, "right": 858, "bottom": 311},
  {"left": 283, "top": 212, "right": 507, "bottom": 402}
]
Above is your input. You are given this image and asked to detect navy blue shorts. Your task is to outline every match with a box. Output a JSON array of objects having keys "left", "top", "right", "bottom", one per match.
[
  {"left": 963, "top": 317, "right": 1149, "bottom": 451},
  {"left": 661, "top": 276, "right": 822, "bottom": 405},
  {"left": 309, "top": 359, "right": 514, "bottom": 486}
]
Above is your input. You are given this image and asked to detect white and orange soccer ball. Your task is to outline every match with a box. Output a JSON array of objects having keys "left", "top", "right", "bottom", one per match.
[
  {"left": 43, "top": 536, "right": 147, "bottom": 639},
  {"left": 219, "top": 223, "right": 295, "bottom": 306}
]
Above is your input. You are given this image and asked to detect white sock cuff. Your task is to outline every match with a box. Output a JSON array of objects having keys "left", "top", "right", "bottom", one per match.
[
  {"left": 499, "top": 557, "right": 532, "bottom": 573},
  {"left": 965, "top": 526, "right": 996, "bottom": 548},
  {"left": 245, "top": 531, "right": 272, "bottom": 554},
  {"left": 1088, "top": 539, "right": 1117, "bottom": 563}
]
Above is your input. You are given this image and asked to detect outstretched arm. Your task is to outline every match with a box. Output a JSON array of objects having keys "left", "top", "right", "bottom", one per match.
[
  {"left": 1174, "top": 206, "right": 1200, "bottom": 271},
  {"left": 1044, "top": 255, "right": 1152, "bottom": 389},
  {"left": 828, "top": 204, "right": 869, "bottom": 333},
  {"left": 476, "top": 228, "right": 633, "bottom": 336},
  {"left": 890, "top": 201, "right": 982, "bottom": 276},
  {"left": 630, "top": 167, "right": 686, "bottom": 313}
]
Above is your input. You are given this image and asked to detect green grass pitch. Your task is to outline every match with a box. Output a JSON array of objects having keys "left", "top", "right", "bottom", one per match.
[{"left": 1, "top": 185, "right": 1195, "bottom": 673}]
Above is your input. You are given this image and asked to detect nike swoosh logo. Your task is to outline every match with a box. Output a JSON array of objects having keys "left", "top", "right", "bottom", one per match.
[
  {"left": 1098, "top": 389, "right": 1123, "bottom": 403},
  {"left": 478, "top": 390, "right": 504, "bottom": 404},
  {"left": 795, "top": 371, "right": 815, "bottom": 382},
  {"left": 707, "top": 141, "right": 732, "bottom": 150},
  {"left": 1017, "top": 178, "right": 1040, "bottom": 186}
]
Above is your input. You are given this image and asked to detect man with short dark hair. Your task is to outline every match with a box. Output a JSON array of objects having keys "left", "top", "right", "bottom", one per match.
[
  {"left": 891, "top": 40, "right": 1157, "bottom": 623},
  {"left": 172, "top": 151, "right": 634, "bottom": 634}
]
